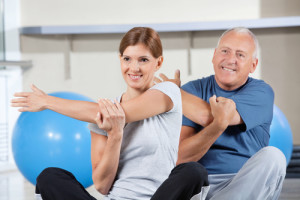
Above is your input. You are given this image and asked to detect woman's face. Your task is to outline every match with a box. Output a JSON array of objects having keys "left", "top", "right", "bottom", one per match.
[{"left": 120, "top": 43, "right": 163, "bottom": 92}]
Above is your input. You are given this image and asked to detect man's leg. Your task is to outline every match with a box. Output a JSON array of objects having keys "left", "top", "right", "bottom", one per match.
[
  {"left": 208, "top": 146, "right": 286, "bottom": 200},
  {"left": 35, "top": 167, "right": 97, "bottom": 200},
  {"left": 151, "top": 162, "right": 210, "bottom": 200}
]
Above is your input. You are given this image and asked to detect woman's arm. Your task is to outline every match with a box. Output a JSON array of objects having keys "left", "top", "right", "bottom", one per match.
[
  {"left": 155, "top": 72, "right": 213, "bottom": 126},
  {"left": 11, "top": 84, "right": 99, "bottom": 123},
  {"left": 11, "top": 83, "right": 173, "bottom": 123},
  {"left": 121, "top": 88, "right": 173, "bottom": 123},
  {"left": 91, "top": 99, "right": 125, "bottom": 195},
  {"left": 91, "top": 133, "right": 122, "bottom": 194},
  {"left": 181, "top": 90, "right": 213, "bottom": 127}
]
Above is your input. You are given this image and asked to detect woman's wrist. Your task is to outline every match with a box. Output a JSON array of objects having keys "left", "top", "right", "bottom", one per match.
[
  {"left": 43, "top": 94, "right": 52, "bottom": 110},
  {"left": 107, "top": 130, "right": 123, "bottom": 142}
]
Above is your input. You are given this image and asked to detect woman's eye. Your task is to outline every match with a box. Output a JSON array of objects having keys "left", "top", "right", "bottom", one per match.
[
  {"left": 141, "top": 58, "right": 149, "bottom": 62},
  {"left": 123, "top": 57, "right": 130, "bottom": 61}
]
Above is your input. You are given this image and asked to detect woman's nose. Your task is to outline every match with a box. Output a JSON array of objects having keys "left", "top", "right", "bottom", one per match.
[{"left": 130, "top": 61, "right": 140, "bottom": 71}]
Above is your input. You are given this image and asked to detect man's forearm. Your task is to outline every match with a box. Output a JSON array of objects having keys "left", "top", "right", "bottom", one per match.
[
  {"left": 177, "top": 121, "right": 226, "bottom": 165},
  {"left": 181, "top": 90, "right": 243, "bottom": 126}
]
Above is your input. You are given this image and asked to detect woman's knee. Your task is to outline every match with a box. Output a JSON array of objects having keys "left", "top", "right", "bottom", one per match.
[
  {"left": 37, "top": 167, "right": 74, "bottom": 188},
  {"left": 176, "top": 162, "right": 209, "bottom": 186}
]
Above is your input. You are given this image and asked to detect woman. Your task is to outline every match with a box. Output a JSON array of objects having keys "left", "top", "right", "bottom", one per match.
[{"left": 12, "top": 27, "right": 208, "bottom": 200}]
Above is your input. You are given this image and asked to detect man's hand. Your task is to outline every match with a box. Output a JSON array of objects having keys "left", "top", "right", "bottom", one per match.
[
  {"left": 154, "top": 69, "right": 181, "bottom": 87},
  {"left": 209, "top": 95, "right": 236, "bottom": 130},
  {"left": 11, "top": 84, "right": 48, "bottom": 112}
]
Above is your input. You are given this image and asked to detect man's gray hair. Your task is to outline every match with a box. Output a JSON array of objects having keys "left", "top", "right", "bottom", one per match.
[{"left": 217, "top": 27, "right": 259, "bottom": 59}]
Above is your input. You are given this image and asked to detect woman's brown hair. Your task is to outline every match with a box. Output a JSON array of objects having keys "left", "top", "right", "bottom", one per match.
[{"left": 119, "top": 27, "right": 163, "bottom": 58}]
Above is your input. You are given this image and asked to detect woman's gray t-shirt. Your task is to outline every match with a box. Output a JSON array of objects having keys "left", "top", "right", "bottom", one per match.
[{"left": 88, "top": 81, "right": 182, "bottom": 200}]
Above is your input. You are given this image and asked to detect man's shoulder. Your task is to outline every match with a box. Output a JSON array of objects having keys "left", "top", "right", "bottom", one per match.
[
  {"left": 247, "top": 77, "right": 273, "bottom": 88},
  {"left": 183, "top": 75, "right": 214, "bottom": 87},
  {"left": 181, "top": 75, "right": 214, "bottom": 94},
  {"left": 245, "top": 77, "right": 274, "bottom": 95}
]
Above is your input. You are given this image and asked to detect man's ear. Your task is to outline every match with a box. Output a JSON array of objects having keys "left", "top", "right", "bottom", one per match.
[
  {"left": 250, "top": 58, "right": 258, "bottom": 73},
  {"left": 212, "top": 49, "right": 217, "bottom": 63}
]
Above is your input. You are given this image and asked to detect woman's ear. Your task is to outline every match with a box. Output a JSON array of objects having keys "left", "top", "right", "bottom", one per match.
[{"left": 155, "top": 56, "right": 164, "bottom": 71}]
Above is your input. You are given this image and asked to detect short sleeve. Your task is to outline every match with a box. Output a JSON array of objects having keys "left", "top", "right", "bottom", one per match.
[
  {"left": 232, "top": 79, "right": 274, "bottom": 131},
  {"left": 88, "top": 123, "right": 108, "bottom": 136},
  {"left": 150, "top": 81, "right": 181, "bottom": 113}
]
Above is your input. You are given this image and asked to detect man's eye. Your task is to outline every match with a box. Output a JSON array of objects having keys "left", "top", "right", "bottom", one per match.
[
  {"left": 238, "top": 53, "right": 245, "bottom": 58},
  {"left": 221, "top": 50, "right": 227, "bottom": 53},
  {"left": 123, "top": 57, "right": 130, "bottom": 61}
]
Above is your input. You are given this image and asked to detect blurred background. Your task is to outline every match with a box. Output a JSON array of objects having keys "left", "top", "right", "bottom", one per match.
[{"left": 0, "top": 0, "right": 299, "bottom": 199}]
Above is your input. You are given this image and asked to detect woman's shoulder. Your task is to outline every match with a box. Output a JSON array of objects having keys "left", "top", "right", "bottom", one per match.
[
  {"left": 150, "top": 81, "right": 182, "bottom": 114},
  {"left": 150, "top": 81, "right": 181, "bottom": 102},
  {"left": 151, "top": 81, "right": 180, "bottom": 91}
]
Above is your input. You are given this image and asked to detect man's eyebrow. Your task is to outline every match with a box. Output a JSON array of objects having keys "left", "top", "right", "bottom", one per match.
[
  {"left": 219, "top": 46, "right": 230, "bottom": 50},
  {"left": 236, "top": 50, "right": 247, "bottom": 54}
]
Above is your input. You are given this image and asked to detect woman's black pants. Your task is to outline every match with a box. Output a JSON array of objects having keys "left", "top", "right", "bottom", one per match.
[{"left": 36, "top": 162, "right": 209, "bottom": 200}]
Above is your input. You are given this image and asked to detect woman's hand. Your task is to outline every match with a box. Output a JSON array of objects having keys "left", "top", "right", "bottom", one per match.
[
  {"left": 95, "top": 99, "right": 125, "bottom": 139},
  {"left": 11, "top": 84, "right": 48, "bottom": 112}
]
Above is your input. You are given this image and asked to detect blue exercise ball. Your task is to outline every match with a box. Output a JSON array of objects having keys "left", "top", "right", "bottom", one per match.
[
  {"left": 12, "top": 91, "right": 94, "bottom": 188},
  {"left": 269, "top": 105, "right": 293, "bottom": 165}
]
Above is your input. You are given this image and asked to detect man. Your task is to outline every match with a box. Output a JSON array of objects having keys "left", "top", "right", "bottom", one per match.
[{"left": 157, "top": 27, "right": 286, "bottom": 200}]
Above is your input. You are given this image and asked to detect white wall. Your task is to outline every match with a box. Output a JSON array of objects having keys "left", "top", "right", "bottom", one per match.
[
  {"left": 20, "top": 0, "right": 262, "bottom": 99},
  {"left": 21, "top": 0, "right": 260, "bottom": 26},
  {"left": 0, "top": 67, "right": 22, "bottom": 171},
  {"left": 258, "top": 0, "right": 300, "bottom": 144},
  {"left": 257, "top": 28, "right": 300, "bottom": 144},
  {"left": 19, "top": 0, "right": 300, "bottom": 144},
  {"left": 4, "top": 0, "right": 20, "bottom": 60},
  {"left": 0, "top": 0, "right": 22, "bottom": 171}
]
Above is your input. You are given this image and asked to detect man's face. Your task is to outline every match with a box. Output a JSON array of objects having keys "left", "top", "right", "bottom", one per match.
[{"left": 212, "top": 31, "right": 258, "bottom": 91}]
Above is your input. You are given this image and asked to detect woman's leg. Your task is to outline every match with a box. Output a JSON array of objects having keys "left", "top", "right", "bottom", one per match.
[
  {"left": 151, "top": 162, "right": 209, "bottom": 200},
  {"left": 35, "top": 167, "right": 97, "bottom": 200}
]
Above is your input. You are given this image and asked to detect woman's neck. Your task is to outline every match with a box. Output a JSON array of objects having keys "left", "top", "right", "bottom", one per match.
[{"left": 122, "top": 87, "right": 148, "bottom": 102}]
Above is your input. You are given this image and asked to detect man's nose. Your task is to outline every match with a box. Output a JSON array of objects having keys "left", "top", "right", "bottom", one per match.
[{"left": 227, "top": 53, "right": 237, "bottom": 65}]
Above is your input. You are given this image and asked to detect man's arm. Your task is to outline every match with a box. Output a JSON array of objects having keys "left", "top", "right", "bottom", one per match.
[
  {"left": 182, "top": 93, "right": 243, "bottom": 127},
  {"left": 157, "top": 71, "right": 243, "bottom": 127},
  {"left": 177, "top": 95, "right": 237, "bottom": 165},
  {"left": 177, "top": 123, "right": 224, "bottom": 165}
]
